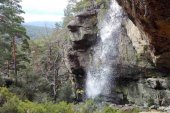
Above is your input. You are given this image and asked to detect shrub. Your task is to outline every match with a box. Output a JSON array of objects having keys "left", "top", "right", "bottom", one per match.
[
  {"left": 0, "top": 87, "right": 139, "bottom": 113},
  {"left": 101, "top": 106, "right": 139, "bottom": 113},
  {"left": 0, "top": 77, "right": 5, "bottom": 87},
  {"left": 57, "top": 82, "right": 74, "bottom": 102},
  {"left": 0, "top": 87, "right": 14, "bottom": 101},
  {"left": 0, "top": 96, "right": 20, "bottom": 113},
  {"left": 0, "top": 87, "right": 74, "bottom": 113},
  {"left": 148, "top": 98, "right": 154, "bottom": 107},
  {"left": 75, "top": 99, "right": 97, "bottom": 113},
  {"left": 44, "top": 102, "right": 74, "bottom": 113}
]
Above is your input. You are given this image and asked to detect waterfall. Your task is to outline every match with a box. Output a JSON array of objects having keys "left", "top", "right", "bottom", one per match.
[{"left": 86, "top": 0, "right": 123, "bottom": 99}]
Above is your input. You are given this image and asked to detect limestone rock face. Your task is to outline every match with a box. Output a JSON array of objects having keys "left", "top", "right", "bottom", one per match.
[
  {"left": 67, "top": 10, "right": 98, "bottom": 101},
  {"left": 116, "top": 0, "right": 170, "bottom": 71}
]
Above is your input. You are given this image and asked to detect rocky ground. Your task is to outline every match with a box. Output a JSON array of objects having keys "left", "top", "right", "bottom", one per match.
[
  {"left": 140, "top": 111, "right": 165, "bottom": 113},
  {"left": 108, "top": 103, "right": 170, "bottom": 113}
]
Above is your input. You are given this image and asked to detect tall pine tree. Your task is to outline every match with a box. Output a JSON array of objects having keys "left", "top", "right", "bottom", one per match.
[{"left": 0, "top": 0, "right": 30, "bottom": 83}]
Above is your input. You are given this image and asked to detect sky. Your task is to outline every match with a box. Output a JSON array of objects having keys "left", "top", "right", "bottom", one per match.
[{"left": 21, "top": 0, "right": 68, "bottom": 22}]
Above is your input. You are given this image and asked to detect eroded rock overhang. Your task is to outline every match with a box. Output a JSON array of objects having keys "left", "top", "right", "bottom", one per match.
[{"left": 116, "top": 0, "right": 170, "bottom": 71}]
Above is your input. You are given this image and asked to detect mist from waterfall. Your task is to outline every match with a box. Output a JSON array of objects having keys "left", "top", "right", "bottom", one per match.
[{"left": 86, "top": 0, "right": 123, "bottom": 99}]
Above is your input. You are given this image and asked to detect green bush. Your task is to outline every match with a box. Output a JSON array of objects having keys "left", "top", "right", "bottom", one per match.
[
  {"left": 0, "top": 87, "right": 74, "bottom": 113},
  {"left": 0, "top": 87, "right": 20, "bottom": 113},
  {"left": 101, "top": 106, "right": 121, "bottom": 113},
  {"left": 0, "top": 96, "right": 20, "bottom": 113},
  {"left": 148, "top": 98, "right": 154, "bottom": 107},
  {"left": 19, "top": 101, "right": 74, "bottom": 113},
  {"left": 100, "top": 106, "right": 139, "bottom": 113},
  {"left": 1, "top": 100, "right": 74, "bottom": 113},
  {"left": 44, "top": 102, "right": 74, "bottom": 113},
  {"left": 75, "top": 99, "right": 97, "bottom": 113},
  {"left": 0, "top": 87, "right": 139, "bottom": 113},
  {"left": 0, "top": 87, "right": 15, "bottom": 100},
  {"left": 57, "top": 82, "right": 74, "bottom": 102},
  {"left": 0, "top": 77, "right": 5, "bottom": 87},
  {"left": 8, "top": 75, "right": 52, "bottom": 102}
]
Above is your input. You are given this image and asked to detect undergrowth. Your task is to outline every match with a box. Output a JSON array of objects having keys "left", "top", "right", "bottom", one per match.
[{"left": 0, "top": 87, "right": 139, "bottom": 113}]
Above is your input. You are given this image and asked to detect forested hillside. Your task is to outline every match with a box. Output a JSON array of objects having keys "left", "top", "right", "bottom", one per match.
[{"left": 0, "top": 0, "right": 113, "bottom": 112}]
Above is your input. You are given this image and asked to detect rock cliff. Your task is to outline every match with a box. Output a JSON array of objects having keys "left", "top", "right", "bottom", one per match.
[
  {"left": 116, "top": 0, "right": 170, "bottom": 71},
  {"left": 67, "top": 0, "right": 170, "bottom": 106},
  {"left": 67, "top": 10, "right": 98, "bottom": 101}
]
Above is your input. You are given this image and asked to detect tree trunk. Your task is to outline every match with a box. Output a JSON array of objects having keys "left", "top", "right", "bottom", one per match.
[
  {"left": 91, "top": 0, "right": 96, "bottom": 8},
  {"left": 53, "top": 59, "right": 59, "bottom": 102},
  {"left": 7, "top": 60, "right": 10, "bottom": 77},
  {"left": 53, "top": 72, "right": 57, "bottom": 101},
  {"left": 12, "top": 37, "right": 17, "bottom": 84}
]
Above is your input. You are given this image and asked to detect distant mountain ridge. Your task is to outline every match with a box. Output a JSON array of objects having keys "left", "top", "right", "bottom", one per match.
[
  {"left": 23, "top": 21, "right": 57, "bottom": 28},
  {"left": 24, "top": 25, "right": 54, "bottom": 39}
]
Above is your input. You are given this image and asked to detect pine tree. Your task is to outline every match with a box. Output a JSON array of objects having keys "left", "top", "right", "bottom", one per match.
[{"left": 0, "top": 0, "right": 30, "bottom": 83}]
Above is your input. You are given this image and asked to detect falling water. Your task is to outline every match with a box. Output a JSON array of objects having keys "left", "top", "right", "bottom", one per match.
[{"left": 86, "top": 0, "right": 123, "bottom": 99}]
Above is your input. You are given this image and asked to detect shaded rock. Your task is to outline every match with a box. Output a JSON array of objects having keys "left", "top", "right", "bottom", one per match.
[
  {"left": 149, "top": 105, "right": 158, "bottom": 110},
  {"left": 67, "top": 9, "right": 98, "bottom": 101},
  {"left": 68, "top": 51, "right": 80, "bottom": 70},
  {"left": 67, "top": 20, "right": 81, "bottom": 32},
  {"left": 114, "top": 77, "right": 170, "bottom": 107},
  {"left": 73, "top": 34, "right": 97, "bottom": 50},
  {"left": 139, "top": 110, "right": 166, "bottom": 113},
  {"left": 109, "top": 104, "right": 140, "bottom": 113},
  {"left": 146, "top": 78, "right": 168, "bottom": 90},
  {"left": 164, "top": 106, "right": 170, "bottom": 113},
  {"left": 76, "top": 10, "right": 97, "bottom": 18}
]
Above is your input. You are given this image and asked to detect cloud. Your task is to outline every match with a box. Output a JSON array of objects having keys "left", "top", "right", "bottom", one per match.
[
  {"left": 21, "top": 14, "right": 64, "bottom": 22},
  {"left": 21, "top": 0, "right": 68, "bottom": 22}
]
